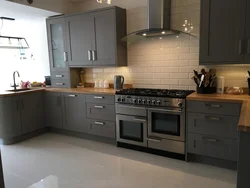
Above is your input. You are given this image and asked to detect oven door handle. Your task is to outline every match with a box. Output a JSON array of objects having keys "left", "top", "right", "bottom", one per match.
[
  {"left": 133, "top": 118, "right": 147, "bottom": 122},
  {"left": 147, "top": 108, "right": 183, "bottom": 113},
  {"left": 147, "top": 138, "right": 162, "bottom": 143}
]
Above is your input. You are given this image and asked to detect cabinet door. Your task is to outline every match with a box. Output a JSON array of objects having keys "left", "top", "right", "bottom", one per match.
[
  {"left": 245, "top": 1, "right": 250, "bottom": 63},
  {"left": 65, "top": 14, "right": 94, "bottom": 67},
  {"left": 62, "top": 93, "right": 88, "bottom": 133},
  {"left": 92, "top": 9, "right": 116, "bottom": 66},
  {"left": 200, "top": 0, "right": 247, "bottom": 64},
  {"left": 47, "top": 18, "right": 68, "bottom": 72},
  {"left": 0, "top": 96, "right": 22, "bottom": 139},
  {"left": 45, "top": 92, "right": 63, "bottom": 129},
  {"left": 20, "top": 92, "right": 44, "bottom": 134}
]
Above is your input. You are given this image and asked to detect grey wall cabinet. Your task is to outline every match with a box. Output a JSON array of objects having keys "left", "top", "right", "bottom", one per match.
[
  {"left": 0, "top": 96, "right": 22, "bottom": 139},
  {"left": 45, "top": 92, "right": 63, "bottom": 129},
  {"left": 200, "top": 0, "right": 247, "bottom": 64},
  {"left": 20, "top": 92, "right": 44, "bottom": 134},
  {"left": 62, "top": 93, "right": 88, "bottom": 133},
  {"left": 65, "top": 14, "right": 94, "bottom": 67},
  {"left": 47, "top": 6, "right": 127, "bottom": 68},
  {"left": 245, "top": 1, "right": 250, "bottom": 63}
]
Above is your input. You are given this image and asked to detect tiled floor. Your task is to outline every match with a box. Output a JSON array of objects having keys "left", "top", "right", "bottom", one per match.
[{"left": 1, "top": 133, "right": 236, "bottom": 188}]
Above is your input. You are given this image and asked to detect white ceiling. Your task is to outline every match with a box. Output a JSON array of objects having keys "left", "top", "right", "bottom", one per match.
[{"left": 0, "top": 0, "right": 58, "bottom": 20}]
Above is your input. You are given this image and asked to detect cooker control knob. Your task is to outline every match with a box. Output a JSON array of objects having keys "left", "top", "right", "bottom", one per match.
[
  {"left": 117, "top": 98, "right": 121, "bottom": 102},
  {"left": 121, "top": 98, "right": 125, "bottom": 102},
  {"left": 142, "top": 99, "right": 146, "bottom": 104},
  {"left": 133, "top": 99, "right": 137, "bottom": 104},
  {"left": 157, "top": 100, "right": 161, "bottom": 105},
  {"left": 147, "top": 100, "right": 151, "bottom": 105},
  {"left": 178, "top": 102, "right": 183, "bottom": 108},
  {"left": 152, "top": 100, "right": 156, "bottom": 105},
  {"left": 138, "top": 99, "right": 142, "bottom": 104}
]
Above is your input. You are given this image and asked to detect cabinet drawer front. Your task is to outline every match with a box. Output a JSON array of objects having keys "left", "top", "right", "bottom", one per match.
[
  {"left": 86, "top": 94, "right": 114, "bottom": 105},
  {"left": 87, "top": 103, "right": 115, "bottom": 121},
  {"left": 188, "top": 133, "right": 238, "bottom": 161},
  {"left": 187, "top": 101, "right": 241, "bottom": 116},
  {"left": 88, "top": 119, "right": 115, "bottom": 139},
  {"left": 51, "top": 72, "right": 69, "bottom": 79},
  {"left": 51, "top": 79, "right": 70, "bottom": 88},
  {"left": 188, "top": 113, "right": 239, "bottom": 139}
]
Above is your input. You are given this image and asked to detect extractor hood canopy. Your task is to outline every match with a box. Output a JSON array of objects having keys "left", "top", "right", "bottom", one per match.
[
  {"left": 0, "top": 17, "right": 29, "bottom": 49},
  {"left": 122, "top": 0, "right": 196, "bottom": 43}
]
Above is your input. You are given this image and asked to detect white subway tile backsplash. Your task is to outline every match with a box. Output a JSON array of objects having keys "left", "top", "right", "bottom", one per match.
[{"left": 83, "top": 0, "right": 248, "bottom": 89}]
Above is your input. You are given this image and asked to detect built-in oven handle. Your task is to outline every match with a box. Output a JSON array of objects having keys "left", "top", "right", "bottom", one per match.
[
  {"left": 147, "top": 138, "right": 161, "bottom": 143},
  {"left": 147, "top": 108, "right": 182, "bottom": 113},
  {"left": 133, "top": 118, "right": 147, "bottom": 122},
  {"left": 116, "top": 104, "right": 146, "bottom": 110}
]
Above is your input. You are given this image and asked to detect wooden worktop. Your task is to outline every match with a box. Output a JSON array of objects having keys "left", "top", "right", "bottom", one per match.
[
  {"left": 0, "top": 87, "right": 116, "bottom": 97},
  {"left": 187, "top": 93, "right": 250, "bottom": 133}
]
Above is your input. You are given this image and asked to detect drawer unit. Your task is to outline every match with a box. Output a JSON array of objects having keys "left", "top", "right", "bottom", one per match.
[
  {"left": 86, "top": 94, "right": 114, "bottom": 105},
  {"left": 188, "top": 112, "right": 239, "bottom": 139},
  {"left": 187, "top": 101, "right": 241, "bottom": 116},
  {"left": 51, "top": 71, "right": 69, "bottom": 80},
  {"left": 88, "top": 119, "right": 115, "bottom": 139},
  {"left": 188, "top": 133, "right": 238, "bottom": 162},
  {"left": 51, "top": 79, "right": 70, "bottom": 88},
  {"left": 87, "top": 103, "right": 115, "bottom": 121}
]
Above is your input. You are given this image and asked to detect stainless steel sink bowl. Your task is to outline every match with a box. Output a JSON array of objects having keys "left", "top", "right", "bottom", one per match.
[{"left": 6, "top": 88, "right": 32, "bottom": 92}]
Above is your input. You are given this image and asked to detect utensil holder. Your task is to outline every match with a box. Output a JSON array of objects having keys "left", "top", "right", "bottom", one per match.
[
  {"left": 197, "top": 87, "right": 216, "bottom": 94},
  {"left": 248, "top": 78, "right": 250, "bottom": 95}
]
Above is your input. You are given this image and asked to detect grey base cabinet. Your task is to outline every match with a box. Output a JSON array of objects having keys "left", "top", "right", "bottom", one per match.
[
  {"left": 62, "top": 93, "right": 88, "bottom": 133},
  {"left": 0, "top": 96, "right": 22, "bottom": 139},
  {"left": 45, "top": 92, "right": 63, "bottom": 129}
]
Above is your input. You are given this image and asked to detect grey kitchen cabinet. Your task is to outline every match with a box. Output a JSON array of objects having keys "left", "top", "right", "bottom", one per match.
[
  {"left": 46, "top": 17, "right": 69, "bottom": 72},
  {"left": 88, "top": 119, "right": 115, "bottom": 139},
  {"left": 200, "top": 0, "right": 247, "bottom": 64},
  {"left": 87, "top": 103, "right": 115, "bottom": 122},
  {"left": 65, "top": 14, "right": 94, "bottom": 67},
  {"left": 20, "top": 92, "right": 44, "bottom": 134},
  {"left": 0, "top": 96, "right": 22, "bottom": 139},
  {"left": 245, "top": 0, "right": 250, "bottom": 63},
  {"left": 86, "top": 94, "right": 114, "bottom": 104},
  {"left": 62, "top": 93, "right": 88, "bottom": 133},
  {"left": 45, "top": 92, "right": 63, "bottom": 129},
  {"left": 91, "top": 8, "right": 127, "bottom": 67}
]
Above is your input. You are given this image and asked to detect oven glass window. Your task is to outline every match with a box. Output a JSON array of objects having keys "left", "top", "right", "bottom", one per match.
[
  {"left": 152, "top": 112, "right": 180, "bottom": 136},
  {"left": 120, "top": 120, "right": 143, "bottom": 142}
]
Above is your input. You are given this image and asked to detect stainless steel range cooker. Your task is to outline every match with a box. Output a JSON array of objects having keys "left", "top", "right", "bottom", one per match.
[{"left": 115, "top": 88, "right": 194, "bottom": 155}]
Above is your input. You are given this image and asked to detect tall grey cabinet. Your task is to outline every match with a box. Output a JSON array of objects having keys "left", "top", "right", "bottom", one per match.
[{"left": 47, "top": 6, "right": 127, "bottom": 69}]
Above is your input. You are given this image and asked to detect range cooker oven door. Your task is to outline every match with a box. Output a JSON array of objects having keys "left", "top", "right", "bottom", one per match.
[
  {"left": 148, "top": 107, "right": 185, "bottom": 142},
  {"left": 116, "top": 114, "right": 147, "bottom": 147}
]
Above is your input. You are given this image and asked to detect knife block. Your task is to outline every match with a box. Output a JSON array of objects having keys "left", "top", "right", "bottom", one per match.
[{"left": 197, "top": 87, "right": 216, "bottom": 94}]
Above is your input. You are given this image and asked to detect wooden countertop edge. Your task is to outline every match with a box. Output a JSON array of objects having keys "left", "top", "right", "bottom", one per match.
[
  {"left": 0, "top": 87, "right": 116, "bottom": 97},
  {"left": 187, "top": 93, "right": 250, "bottom": 133}
]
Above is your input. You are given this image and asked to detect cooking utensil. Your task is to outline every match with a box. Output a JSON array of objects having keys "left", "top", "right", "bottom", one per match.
[
  {"left": 248, "top": 71, "right": 250, "bottom": 76},
  {"left": 199, "top": 75, "right": 205, "bottom": 87},
  {"left": 192, "top": 76, "right": 199, "bottom": 86}
]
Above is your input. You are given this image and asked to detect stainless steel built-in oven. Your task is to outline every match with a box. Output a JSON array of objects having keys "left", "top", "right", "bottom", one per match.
[
  {"left": 116, "top": 104, "right": 147, "bottom": 147},
  {"left": 147, "top": 107, "right": 185, "bottom": 142}
]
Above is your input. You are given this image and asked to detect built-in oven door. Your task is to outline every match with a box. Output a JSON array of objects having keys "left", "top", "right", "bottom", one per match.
[
  {"left": 147, "top": 107, "right": 185, "bottom": 142},
  {"left": 116, "top": 114, "right": 147, "bottom": 147}
]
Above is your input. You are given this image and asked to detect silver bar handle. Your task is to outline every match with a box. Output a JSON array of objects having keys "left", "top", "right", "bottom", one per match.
[
  {"left": 92, "top": 50, "right": 97, "bottom": 61},
  {"left": 63, "top": 52, "right": 68, "bottom": 62},
  {"left": 94, "top": 96, "right": 104, "bottom": 99},
  {"left": 206, "top": 116, "right": 221, "bottom": 121},
  {"left": 147, "top": 138, "right": 161, "bottom": 143},
  {"left": 247, "top": 39, "right": 250, "bottom": 54},
  {"left": 95, "top": 121, "right": 105, "bottom": 125},
  {"left": 238, "top": 39, "right": 244, "bottom": 55},
  {"left": 206, "top": 104, "right": 221, "bottom": 108},
  {"left": 147, "top": 108, "right": 182, "bottom": 113},
  {"left": 56, "top": 83, "right": 65, "bottom": 86},
  {"left": 133, "top": 118, "right": 146, "bottom": 122},
  {"left": 202, "top": 137, "right": 218, "bottom": 143},
  {"left": 95, "top": 106, "right": 104, "bottom": 109},
  {"left": 56, "top": 75, "right": 63, "bottom": 78},
  {"left": 88, "top": 50, "right": 92, "bottom": 61},
  {"left": 68, "top": 95, "right": 77, "bottom": 97}
]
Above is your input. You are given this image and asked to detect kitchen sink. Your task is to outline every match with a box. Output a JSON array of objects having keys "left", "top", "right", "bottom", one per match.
[{"left": 6, "top": 88, "right": 32, "bottom": 92}]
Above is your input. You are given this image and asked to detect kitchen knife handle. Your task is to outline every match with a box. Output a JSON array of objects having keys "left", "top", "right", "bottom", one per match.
[
  {"left": 95, "top": 121, "right": 105, "bottom": 125},
  {"left": 63, "top": 52, "right": 68, "bottom": 62},
  {"left": 247, "top": 39, "right": 250, "bottom": 54},
  {"left": 88, "top": 50, "right": 92, "bottom": 61},
  {"left": 238, "top": 40, "right": 244, "bottom": 55}
]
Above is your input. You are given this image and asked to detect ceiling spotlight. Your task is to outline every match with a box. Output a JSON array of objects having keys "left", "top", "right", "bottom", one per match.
[
  {"left": 143, "top": 33, "right": 147, "bottom": 36},
  {"left": 161, "top": 31, "right": 166, "bottom": 34}
]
